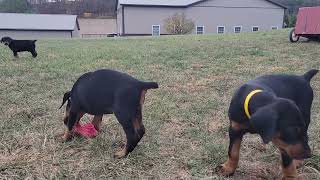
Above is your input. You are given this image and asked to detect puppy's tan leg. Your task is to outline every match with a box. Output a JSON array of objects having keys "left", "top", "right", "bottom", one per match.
[
  {"left": 114, "top": 90, "right": 147, "bottom": 158},
  {"left": 114, "top": 116, "right": 145, "bottom": 159},
  {"left": 114, "top": 92, "right": 146, "bottom": 159},
  {"left": 280, "top": 150, "right": 298, "bottom": 180},
  {"left": 92, "top": 115, "right": 103, "bottom": 131},
  {"left": 62, "top": 112, "right": 83, "bottom": 141},
  {"left": 62, "top": 129, "right": 73, "bottom": 141},
  {"left": 281, "top": 164, "right": 298, "bottom": 180},
  {"left": 293, "top": 160, "right": 303, "bottom": 169},
  {"left": 218, "top": 121, "right": 245, "bottom": 176}
]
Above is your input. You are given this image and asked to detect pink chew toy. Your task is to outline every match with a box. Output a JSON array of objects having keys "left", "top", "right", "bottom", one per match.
[{"left": 73, "top": 122, "right": 98, "bottom": 138}]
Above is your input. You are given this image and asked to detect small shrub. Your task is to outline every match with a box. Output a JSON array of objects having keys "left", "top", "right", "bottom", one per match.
[{"left": 164, "top": 13, "right": 195, "bottom": 35}]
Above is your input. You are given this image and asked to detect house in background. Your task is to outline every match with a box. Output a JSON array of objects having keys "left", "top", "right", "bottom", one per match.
[
  {"left": 0, "top": 13, "right": 80, "bottom": 39},
  {"left": 79, "top": 18, "right": 117, "bottom": 38},
  {"left": 117, "top": 0, "right": 286, "bottom": 36}
]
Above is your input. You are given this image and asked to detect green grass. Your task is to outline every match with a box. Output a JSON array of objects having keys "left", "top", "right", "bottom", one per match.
[{"left": 0, "top": 30, "right": 319, "bottom": 179}]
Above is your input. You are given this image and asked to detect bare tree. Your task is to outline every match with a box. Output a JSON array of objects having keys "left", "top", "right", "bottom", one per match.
[
  {"left": 0, "top": 0, "right": 33, "bottom": 13},
  {"left": 164, "top": 13, "right": 195, "bottom": 35},
  {"left": 33, "top": 0, "right": 117, "bottom": 17}
]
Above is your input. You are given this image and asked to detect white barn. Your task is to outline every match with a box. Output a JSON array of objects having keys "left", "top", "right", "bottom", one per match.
[
  {"left": 0, "top": 13, "right": 80, "bottom": 39},
  {"left": 117, "top": 0, "right": 286, "bottom": 36}
]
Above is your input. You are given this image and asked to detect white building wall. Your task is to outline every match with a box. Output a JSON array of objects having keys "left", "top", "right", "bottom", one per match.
[
  {"left": 119, "top": 0, "right": 285, "bottom": 35},
  {"left": 0, "top": 30, "right": 73, "bottom": 39}
]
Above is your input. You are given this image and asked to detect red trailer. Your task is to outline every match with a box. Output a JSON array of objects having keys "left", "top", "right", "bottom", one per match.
[{"left": 289, "top": 6, "right": 320, "bottom": 42}]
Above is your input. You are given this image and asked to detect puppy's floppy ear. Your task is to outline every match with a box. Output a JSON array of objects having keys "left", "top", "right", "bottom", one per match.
[{"left": 250, "top": 104, "right": 279, "bottom": 144}]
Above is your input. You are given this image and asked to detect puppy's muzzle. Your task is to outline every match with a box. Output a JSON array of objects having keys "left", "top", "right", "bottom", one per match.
[{"left": 289, "top": 144, "right": 311, "bottom": 160}]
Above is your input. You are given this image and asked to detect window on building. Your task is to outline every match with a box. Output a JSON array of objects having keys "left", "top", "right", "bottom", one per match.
[
  {"left": 196, "top": 26, "right": 204, "bottom": 34},
  {"left": 234, "top": 26, "right": 242, "bottom": 33},
  {"left": 271, "top": 26, "right": 278, "bottom": 30},
  {"left": 217, "top": 26, "right": 225, "bottom": 34},
  {"left": 252, "top": 26, "right": 259, "bottom": 32},
  {"left": 152, "top": 25, "right": 160, "bottom": 36}
]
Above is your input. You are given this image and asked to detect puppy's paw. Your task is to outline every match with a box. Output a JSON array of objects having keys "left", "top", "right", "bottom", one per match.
[
  {"left": 257, "top": 143, "right": 267, "bottom": 152},
  {"left": 61, "top": 132, "right": 74, "bottom": 142},
  {"left": 216, "top": 163, "right": 235, "bottom": 176},
  {"left": 53, "top": 133, "right": 62, "bottom": 141},
  {"left": 114, "top": 148, "right": 128, "bottom": 159},
  {"left": 294, "top": 160, "right": 304, "bottom": 169}
]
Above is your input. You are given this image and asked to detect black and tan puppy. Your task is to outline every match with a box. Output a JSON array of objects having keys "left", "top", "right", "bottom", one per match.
[
  {"left": 218, "top": 69, "right": 318, "bottom": 179},
  {"left": 60, "top": 69, "right": 158, "bottom": 158},
  {"left": 1, "top": 36, "right": 37, "bottom": 58}
]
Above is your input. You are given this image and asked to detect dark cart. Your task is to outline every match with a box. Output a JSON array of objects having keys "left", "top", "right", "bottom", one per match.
[{"left": 290, "top": 6, "right": 320, "bottom": 42}]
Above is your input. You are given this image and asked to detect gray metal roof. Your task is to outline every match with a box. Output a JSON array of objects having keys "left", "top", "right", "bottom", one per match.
[
  {"left": 0, "top": 13, "right": 80, "bottom": 31},
  {"left": 119, "top": 0, "right": 286, "bottom": 8},
  {"left": 119, "top": 0, "right": 201, "bottom": 6}
]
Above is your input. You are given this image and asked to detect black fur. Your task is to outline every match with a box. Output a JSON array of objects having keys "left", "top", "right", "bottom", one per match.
[
  {"left": 219, "top": 69, "right": 318, "bottom": 177},
  {"left": 59, "top": 91, "right": 71, "bottom": 109},
  {"left": 228, "top": 69, "right": 318, "bottom": 159},
  {"left": 60, "top": 69, "right": 158, "bottom": 157},
  {"left": 1, "top": 37, "right": 37, "bottom": 58},
  {"left": 281, "top": 151, "right": 293, "bottom": 168}
]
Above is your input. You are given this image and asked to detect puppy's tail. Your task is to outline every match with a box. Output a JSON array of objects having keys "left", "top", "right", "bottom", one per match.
[
  {"left": 303, "top": 69, "right": 319, "bottom": 82},
  {"left": 59, "top": 91, "right": 71, "bottom": 109},
  {"left": 141, "top": 82, "right": 159, "bottom": 90}
]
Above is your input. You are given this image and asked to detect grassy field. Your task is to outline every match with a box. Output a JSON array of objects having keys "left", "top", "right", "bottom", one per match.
[{"left": 0, "top": 30, "right": 319, "bottom": 179}]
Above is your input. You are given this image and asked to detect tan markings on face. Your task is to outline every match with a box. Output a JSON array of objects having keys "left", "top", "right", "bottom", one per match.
[
  {"left": 220, "top": 138, "right": 242, "bottom": 175},
  {"left": 272, "top": 136, "right": 305, "bottom": 159},
  {"left": 91, "top": 115, "right": 103, "bottom": 131}
]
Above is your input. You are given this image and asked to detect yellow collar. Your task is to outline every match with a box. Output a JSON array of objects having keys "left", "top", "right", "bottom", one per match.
[{"left": 244, "top": 89, "right": 263, "bottom": 119}]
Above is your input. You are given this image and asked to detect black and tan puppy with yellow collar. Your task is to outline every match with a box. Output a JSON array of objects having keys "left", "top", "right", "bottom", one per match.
[
  {"left": 60, "top": 69, "right": 158, "bottom": 158},
  {"left": 218, "top": 69, "right": 318, "bottom": 179}
]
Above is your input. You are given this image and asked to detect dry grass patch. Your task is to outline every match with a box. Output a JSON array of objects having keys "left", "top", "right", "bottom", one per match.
[{"left": 0, "top": 30, "right": 319, "bottom": 179}]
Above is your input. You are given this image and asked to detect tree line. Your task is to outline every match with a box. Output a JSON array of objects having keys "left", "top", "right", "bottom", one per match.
[
  {"left": 0, "top": 0, "right": 117, "bottom": 17},
  {"left": 274, "top": 0, "right": 320, "bottom": 27},
  {"left": 1, "top": 0, "right": 320, "bottom": 26}
]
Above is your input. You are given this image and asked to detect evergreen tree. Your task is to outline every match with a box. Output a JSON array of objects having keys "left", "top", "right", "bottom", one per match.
[{"left": 0, "top": 0, "right": 32, "bottom": 13}]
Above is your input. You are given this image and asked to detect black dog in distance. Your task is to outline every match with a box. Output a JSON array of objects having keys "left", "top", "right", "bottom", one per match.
[{"left": 1, "top": 36, "right": 37, "bottom": 58}]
